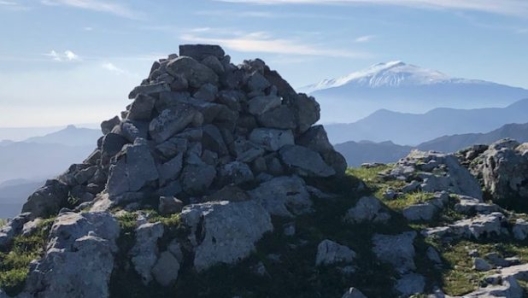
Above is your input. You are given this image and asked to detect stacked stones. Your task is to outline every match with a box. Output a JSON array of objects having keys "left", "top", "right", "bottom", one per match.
[{"left": 22, "top": 44, "right": 346, "bottom": 218}]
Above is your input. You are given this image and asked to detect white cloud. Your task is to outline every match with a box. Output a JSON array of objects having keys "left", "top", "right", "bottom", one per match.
[
  {"left": 354, "top": 35, "right": 375, "bottom": 43},
  {"left": 214, "top": 0, "right": 528, "bottom": 17},
  {"left": 83, "top": 26, "right": 93, "bottom": 31},
  {"left": 46, "top": 50, "right": 81, "bottom": 62},
  {"left": 102, "top": 62, "right": 125, "bottom": 74},
  {"left": 40, "top": 0, "right": 139, "bottom": 18},
  {"left": 180, "top": 32, "right": 370, "bottom": 58},
  {"left": 0, "top": 0, "right": 30, "bottom": 10}
]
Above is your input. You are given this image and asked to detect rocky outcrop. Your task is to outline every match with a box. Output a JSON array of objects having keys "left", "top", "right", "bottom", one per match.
[
  {"left": 462, "top": 139, "right": 528, "bottom": 202},
  {"left": 389, "top": 150, "right": 483, "bottom": 200},
  {"left": 21, "top": 212, "right": 120, "bottom": 298}
]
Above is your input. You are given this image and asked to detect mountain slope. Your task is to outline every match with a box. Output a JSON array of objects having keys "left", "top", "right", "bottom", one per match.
[
  {"left": 334, "top": 122, "right": 528, "bottom": 167},
  {"left": 23, "top": 125, "right": 101, "bottom": 147},
  {"left": 300, "top": 61, "right": 528, "bottom": 123},
  {"left": 418, "top": 122, "right": 528, "bottom": 153},
  {"left": 326, "top": 98, "right": 528, "bottom": 145}
]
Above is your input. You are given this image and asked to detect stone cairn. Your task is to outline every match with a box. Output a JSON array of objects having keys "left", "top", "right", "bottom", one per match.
[{"left": 21, "top": 44, "right": 347, "bottom": 218}]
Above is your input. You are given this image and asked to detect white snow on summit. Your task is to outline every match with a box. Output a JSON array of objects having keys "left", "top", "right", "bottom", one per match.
[{"left": 301, "top": 61, "right": 487, "bottom": 93}]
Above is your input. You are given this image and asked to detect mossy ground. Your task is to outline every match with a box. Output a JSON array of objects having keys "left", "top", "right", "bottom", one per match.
[{"left": 0, "top": 217, "right": 55, "bottom": 296}]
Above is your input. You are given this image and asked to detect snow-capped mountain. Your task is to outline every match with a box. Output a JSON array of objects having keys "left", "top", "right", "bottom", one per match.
[{"left": 299, "top": 61, "right": 528, "bottom": 123}]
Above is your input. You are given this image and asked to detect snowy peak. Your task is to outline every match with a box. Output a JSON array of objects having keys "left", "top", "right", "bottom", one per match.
[{"left": 301, "top": 61, "right": 462, "bottom": 92}]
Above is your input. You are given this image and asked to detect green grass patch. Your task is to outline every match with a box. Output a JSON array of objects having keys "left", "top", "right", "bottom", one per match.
[
  {"left": 384, "top": 192, "right": 434, "bottom": 211},
  {"left": 0, "top": 217, "right": 55, "bottom": 296}
]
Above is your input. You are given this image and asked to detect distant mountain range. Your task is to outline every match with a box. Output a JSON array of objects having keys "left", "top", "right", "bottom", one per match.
[
  {"left": 23, "top": 125, "right": 102, "bottom": 147},
  {"left": 300, "top": 61, "right": 528, "bottom": 123},
  {"left": 0, "top": 125, "right": 100, "bottom": 218},
  {"left": 335, "top": 122, "right": 528, "bottom": 167},
  {"left": 325, "top": 98, "right": 528, "bottom": 145}
]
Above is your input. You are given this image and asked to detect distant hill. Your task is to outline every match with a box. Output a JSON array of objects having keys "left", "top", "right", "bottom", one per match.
[
  {"left": 0, "top": 179, "right": 43, "bottom": 219},
  {"left": 335, "top": 122, "right": 528, "bottom": 167},
  {"left": 325, "top": 98, "right": 528, "bottom": 145},
  {"left": 23, "top": 125, "right": 101, "bottom": 147},
  {"left": 300, "top": 61, "right": 528, "bottom": 123},
  {"left": 334, "top": 141, "right": 412, "bottom": 167},
  {"left": 417, "top": 123, "right": 528, "bottom": 153}
]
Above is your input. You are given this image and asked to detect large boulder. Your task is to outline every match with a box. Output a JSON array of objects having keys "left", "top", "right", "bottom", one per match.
[
  {"left": 279, "top": 145, "right": 335, "bottom": 177},
  {"left": 249, "top": 176, "right": 312, "bottom": 217},
  {"left": 22, "top": 212, "right": 120, "bottom": 298},
  {"left": 181, "top": 200, "right": 273, "bottom": 271},
  {"left": 468, "top": 139, "right": 528, "bottom": 202},
  {"left": 166, "top": 56, "right": 218, "bottom": 89},
  {"left": 315, "top": 240, "right": 356, "bottom": 266},
  {"left": 372, "top": 231, "right": 417, "bottom": 274},
  {"left": 22, "top": 180, "right": 70, "bottom": 219}
]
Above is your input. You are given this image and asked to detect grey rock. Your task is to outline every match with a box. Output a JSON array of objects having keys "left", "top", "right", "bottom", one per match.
[
  {"left": 74, "top": 165, "right": 97, "bottom": 185},
  {"left": 206, "top": 185, "right": 250, "bottom": 202},
  {"left": 513, "top": 219, "right": 528, "bottom": 240},
  {"left": 402, "top": 180, "right": 421, "bottom": 193},
  {"left": 315, "top": 240, "right": 356, "bottom": 266},
  {"left": 257, "top": 105, "right": 297, "bottom": 130},
  {"left": 0, "top": 213, "right": 31, "bottom": 248},
  {"left": 128, "top": 82, "right": 170, "bottom": 99},
  {"left": 119, "top": 120, "right": 149, "bottom": 143},
  {"left": 320, "top": 150, "right": 348, "bottom": 177},
  {"left": 249, "top": 176, "right": 311, "bottom": 217},
  {"left": 149, "top": 104, "right": 201, "bottom": 143},
  {"left": 247, "top": 95, "right": 281, "bottom": 116},
  {"left": 427, "top": 246, "right": 442, "bottom": 264},
  {"left": 423, "top": 212, "right": 508, "bottom": 240},
  {"left": 372, "top": 231, "right": 417, "bottom": 274},
  {"left": 465, "top": 276, "right": 523, "bottom": 298},
  {"left": 159, "top": 153, "right": 183, "bottom": 186},
  {"left": 156, "top": 137, "right": 188, "bottom": 160},
  {"left": 158, "top": 196, "right": 183, "bottom": 215},
  {"left": 106, "top": 139, "right": 159, "bottom": 198},
  {"left": 279, "top": 145, "right": 335, "bottom": 177},
  {"left": 474, "top": 257, "right": 493, "bottom": 271},
  {"left": 454, "top": 195, "right": 501, "bottom": 215},
  {"left": 289, "top": 93, "right": 320, "bottom": 133},
  {"left": 203, "top": 124, "right": 228, "bottom": 156},
  {"left": 193, "top": 83, "right": 218, "bottom": 102},
  {"left": 101, "top": 115, "right": 121, "bottom": 135},
  {"left": 218, "top": 161, "right": 255, "bottom": 186},
  {"left": 181, "top": 200, "right": 273, "bottom": 271},
  {"left": 344, "top": 196, "right": 391, "bottom": 224},
  {"left": 23, "top": 212, "right": 119, "bottom": 298},
  {"left": 234, "top": 138, "right": 265, "bottom": 163},
  {"left": 341, "top": 287, "right": 367, "bottom": 298},
  {"left": 201, "top": 56, "right": 225, "bottom": 75},
  {"left": 128, "top": 93, "right": 156, "bottom": 121},
  {"left": 181, "top": 162, "right": 216, "bottom": 195},
  {"left": 130, "top": 222, "right": 164, "bottom": 285},
  {"left": 166, "top": 56, "right": 218, "bottom": 89},
  {"left": 152, "top": 251, "right": 181, "bottom": 286},
  {"left": 247, "top": 72, "right": 270, "bottom": 92},
  {"left": 402, "top": 203, "right": 438, "bottom": 222},
  {"left": 22, "top": 179, "right": 69, "bottom": 219},
  {"left": 101, "top": 132, "right": 128, "bottom": 158},
  {"left": 283, "top": 223, "right": 295, "bottom": 236},
  {"left": 470, "top": 139, "right": 528, "bottom": 203},
  {"left": 179, "top": 44, "right": 225, "bottom": 61},
  {"left": 394, "top": 273, "right": 426, "bottom": 297},
  {"left": 249, "top": 128, "right": 294, "bottom": 151},
  {"left": 296, "top": 125, "right": 334, "bottom": 153}
]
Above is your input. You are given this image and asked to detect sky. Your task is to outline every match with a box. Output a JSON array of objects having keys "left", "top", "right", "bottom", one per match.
[{"left": 0, "top": 0, "right": 527, "bottom": 127}]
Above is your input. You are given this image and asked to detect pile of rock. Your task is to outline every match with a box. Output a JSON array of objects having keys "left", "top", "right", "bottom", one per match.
[
  {"left": 0, "top": 45, "right": 348, "bottom": 298},
  {"left": 21, "top": 44, "right": 346, "bottom": 219}
]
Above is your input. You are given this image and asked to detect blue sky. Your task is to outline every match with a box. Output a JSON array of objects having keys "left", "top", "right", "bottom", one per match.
[{"left": 1, "top": 0, "right": 527, "bottom": 127}]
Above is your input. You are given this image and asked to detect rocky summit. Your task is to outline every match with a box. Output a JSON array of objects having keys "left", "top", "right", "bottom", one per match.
[{"left": 2, "top": 45, "right": 528, "bottom": 298}]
